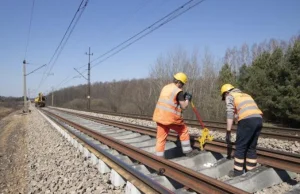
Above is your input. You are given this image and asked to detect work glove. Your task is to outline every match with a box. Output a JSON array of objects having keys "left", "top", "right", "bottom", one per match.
[
  {"left": 226, "top": 131, "right": 231, "bottom": 144},
  {"left": 184, "top": 92, "right": 192, "bottom": 102}
]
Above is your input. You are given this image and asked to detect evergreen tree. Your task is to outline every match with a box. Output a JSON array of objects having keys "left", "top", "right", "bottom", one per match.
[
  {"left": 218, "top": 63, "right": 237, "bottom": 87},
  {"left": 276, "top": 40, "right": 300, "bottom": 126}
]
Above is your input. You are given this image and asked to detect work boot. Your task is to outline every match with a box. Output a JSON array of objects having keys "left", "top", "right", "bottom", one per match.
[
  {"left": 228, "top": 170, "right": 244, "bottom": 178},
  {"left": 185, "top": 149, "right": 200, "bottom": 157}
]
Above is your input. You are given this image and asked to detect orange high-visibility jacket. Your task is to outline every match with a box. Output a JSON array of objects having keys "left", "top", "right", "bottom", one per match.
[
  {"left": 230, "top": 92, "right": 263, "bottom": 121},
  {"left": 153, "top": 83, "right": 184, "bottom": 125}
]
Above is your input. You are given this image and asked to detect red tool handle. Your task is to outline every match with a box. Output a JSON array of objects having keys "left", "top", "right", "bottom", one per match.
[{"left": 191, "top": 101, "right": 205, "bottom": 129}]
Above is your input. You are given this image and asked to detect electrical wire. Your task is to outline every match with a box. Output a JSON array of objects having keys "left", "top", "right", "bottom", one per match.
[
  {"left": 53, "top": 0, "right": 206, "bottom": 91},
  {"left": 36, "top": 0, "right": 89, "bottom": 91},
  {"left": 24, "top": 0, "right": 35, "bottom": 59},
  {"left": 91, "top": 0, "right": 205, "bottom": 68},
  {"left": 90, "top": 0, "right": 196, "bottom": 65}
]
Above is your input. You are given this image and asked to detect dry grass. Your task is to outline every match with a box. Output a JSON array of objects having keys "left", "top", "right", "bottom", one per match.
[{"left": 0, "top": 107, "right": 14, "bottom": 119}]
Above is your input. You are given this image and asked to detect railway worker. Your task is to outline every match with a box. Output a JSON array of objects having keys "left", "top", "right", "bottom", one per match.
[
  {"left": 221, "top": 84, "right": 263, "bottom": 176},
  {"left": 153, "top": 72, "right": 199, "bottom": 158}
]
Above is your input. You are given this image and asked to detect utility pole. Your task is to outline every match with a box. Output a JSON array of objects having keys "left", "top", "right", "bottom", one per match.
[
  {"left": 23, "top": 60, "right": 28, "bottom": 113},
  {"left": 22, "top": 62, "right": 46, "bottom": 113},
  {"left": 51, "top": 87, "right": 54, "bottom": 106},
  {"left": 85, "top": 47, "right": 93, "bottom": 110},
  {"left": 28, "top": 88, "right": 30, "bottom": 100}
]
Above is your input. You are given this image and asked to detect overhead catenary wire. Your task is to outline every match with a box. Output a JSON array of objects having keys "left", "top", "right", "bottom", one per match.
[
  {"left": 36, "top": 0, "right": 89, "bottom": 92},
  {"left": 91, "top": 0, "right": 205, "bottom": 68},
  {"left": 90, "top": 0, "right": 197, "bottom": 65},
  {"left": 24, "top": 0, "right": 35, "bottom": 59},
  {"left": 52, "top": 0, "right": 171, "bottom": 90},
  {"left": 53, "top": 0, "right": 206, "bottom": 92}
]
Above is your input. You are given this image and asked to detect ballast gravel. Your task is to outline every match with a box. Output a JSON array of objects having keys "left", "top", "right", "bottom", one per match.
[
  {"left": 55, "top": 107, "right": 300, "bottom": 154},
  {"left": 27, "top": 109, "right": 125, "bottom": 194}
]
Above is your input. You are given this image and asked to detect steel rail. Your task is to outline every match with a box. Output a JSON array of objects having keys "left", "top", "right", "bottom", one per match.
[
  {"left": 44, "top": 111, "right": 172, "bottom": 194},
  {"left": 43, "top": 109, "right": 248, "bottom": 194},
  {"left": 56, "top": 109, "right": 300, "bottom": 174},
  {"left": 87, "top": 109, "right": 300, "bottom": 133},
  {"left": 77, "top": 108, "right": 300, "bottom": 141}
]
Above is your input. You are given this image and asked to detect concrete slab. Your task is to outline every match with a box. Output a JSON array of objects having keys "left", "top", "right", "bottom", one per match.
[
  {"left": 78, "top": 144, "right": 84, "bottom": 153},
  {"left": 174, "top": 188, "right": 197, "bottom": 194},
  {"left": 99, "top": 129, "right": 125, "bottom": 134},
  {"left": 98, "top": 159, "right": 111, "bottom": 174},
  {"left": 114, "top": 133, "right": 141, "bottom": 140},
  {"left": 225, "top": 166, "right": 297, "bottom": 193},
  {"left": 73, "top": 140, "right": 78, "bottom": 148},
  {"left": 110, "top": 169, "right": 126, "bottom": 187},
  {"left": 90, "top": 153, "right": 98, "bottom": 165},
  {"left": 93, "top": 126, "right": 116, "bottom": 131},
  {"left": 114, "top": 155, "right": 133, "bottom": 165},
  {"left": 83, "top": 123, "right": 99, "bottom": 128},
  {"left": 121, "top": 135, "right": 151, "bottom": 143},
  {"left": 171, "top": 151, "right": 219, "bottom": 171},
  {"left": 129, "top": 138, "right": 156, "bottom": 147},
  {"left": 140, "top": 142, "right": 177, "bottom": 153},
  {"left": 130, "top": 164, "right": 151, "bottom": 174},
  {"left": 147, "top": 174, "right": 180, "bottom": 191},
  {"left": 83, "top": 147, "right": 91, "bottom": 158},
  {"left": 285, "top": 183, "right": 300, "bottom": 194},
  {"left": 125, "top": 181, "right": 141, "bottom": 194},
  {"left": 198, "top": 158, "right": 233, "bottom": 178},
  {"left": 107, "top": 131, "right": 132, "bottom": 137}
]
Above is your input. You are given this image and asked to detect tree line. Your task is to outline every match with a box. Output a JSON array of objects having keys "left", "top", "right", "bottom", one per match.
[{"left": 46, "top": 34, "right": 300, "bottom": 127}]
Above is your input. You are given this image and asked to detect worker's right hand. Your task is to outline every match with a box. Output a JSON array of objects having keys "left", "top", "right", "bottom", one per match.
[
  {"left": 226, "top": 131, "right": 231, "bottom": 144},
  {"left": 184, "top": 92, "right": 192, "bottom": 101}
]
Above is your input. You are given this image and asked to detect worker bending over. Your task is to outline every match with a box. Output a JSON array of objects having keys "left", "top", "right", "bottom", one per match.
[
  {"left": 153, "top": 72, "right": 199, "bottom": 158},
  {"left": 221, "top": 84, "right": 263, "bottom": 177}
]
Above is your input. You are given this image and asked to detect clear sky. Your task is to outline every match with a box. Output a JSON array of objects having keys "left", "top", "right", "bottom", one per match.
[{"left": 0, "top": 0, "right": 299, "bottom": 97}]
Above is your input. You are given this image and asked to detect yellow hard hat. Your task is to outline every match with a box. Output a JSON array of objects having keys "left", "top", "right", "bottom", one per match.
[
  {"left": 174, "top": 72, "right": 188, "bottom": 84},
  {"left": 221, "top": 84, "right": 234, "bottom": 97}
]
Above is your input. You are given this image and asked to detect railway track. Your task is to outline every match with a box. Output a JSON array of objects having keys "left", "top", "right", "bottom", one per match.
[
  {"left": 41, "top": 107, "right": 300, "bottom": 194},
  {"left": 60, "top": 108, "right": 300, "bottom": 142}
]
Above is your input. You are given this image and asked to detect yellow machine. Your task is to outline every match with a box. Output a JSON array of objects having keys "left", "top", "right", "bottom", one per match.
[
  {"left": 191, "top": 101, "right": 214, "bottom": 150},
  {"left": 35, "top": 93, "right": 46, "bottom": 107}
]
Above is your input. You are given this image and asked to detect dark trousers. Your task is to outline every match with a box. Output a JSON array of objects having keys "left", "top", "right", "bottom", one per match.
[{"left": 234, "top": 117, "right": 262, "bottom": 174}]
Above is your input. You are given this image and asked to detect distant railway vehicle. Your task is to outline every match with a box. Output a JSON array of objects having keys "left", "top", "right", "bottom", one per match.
[{"left": 34, "top": 93, "right": 46, "bottom": 107}]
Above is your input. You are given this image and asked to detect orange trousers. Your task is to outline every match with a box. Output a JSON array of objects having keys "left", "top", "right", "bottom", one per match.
[{"left": 155, "top": 122, "right": 190, "bottom": 153}]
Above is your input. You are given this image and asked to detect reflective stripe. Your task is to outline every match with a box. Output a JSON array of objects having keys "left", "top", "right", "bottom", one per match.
[
  {"left": 234, "top": 157, "right": 244, "bottom": 163},
  {"left": 158, "top": 87, "right": 181, "bottom": 108},
  {"left": 230, "top": 92, "right": 263, "bottom": 121},
  {"left": 234, "top": 165, "right": 243, "bottom": 171},
  {"left": 239, "top": 106, "right": 260, "bottom": 115},
  {"left": 152, "top": 83, "right": 183, "bottom": 125},
  {"left": 182, "top": 146, "right": 192, "bottom": 153},
  {"left": 181, "top": 140, "right": 192, "bottom": 153},
  {"left": 155, "top": 104, "right": 181, "bottom": 116},
  {"left": 181, "top": 140, "right": 191, "bottom": 146},
  {"left": 237, "top": 100, "right": 255, "bottom": 110},
  {"left": 158, "top": 99, "right": 178, "bottom": 108},
  {"left": 156, "top": 152, "right": 164, "bottom": 157},
  {"left": 246, "top": 166, "right": 256, "bottom": 170},
  {"left": 246, "top": 158, "right": 257, "bottom": 163}
]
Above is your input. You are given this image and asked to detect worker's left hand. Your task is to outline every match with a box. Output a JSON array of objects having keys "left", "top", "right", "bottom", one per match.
[
  {"left": 184, "top": 92, "right": 192, "bottom": 101},
  {"left": 226, "top": 131, "right": 231, "bottom": 144}
]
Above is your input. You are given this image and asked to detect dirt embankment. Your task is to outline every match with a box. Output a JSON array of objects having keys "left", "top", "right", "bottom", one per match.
[
  {"left": 0, "top": 110, "right": 28, "bottom": 193},
  {"left": 0, "top": 107, "right": 15, "bottom": 120}
]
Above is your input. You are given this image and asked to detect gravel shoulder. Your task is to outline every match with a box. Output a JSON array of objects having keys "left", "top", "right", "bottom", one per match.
[
  {"left": 0, "top": 110, "right": 28, "bottom": 193},
  {"left": 1, "top": 106, "right": 125, "bottom": 194}
]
